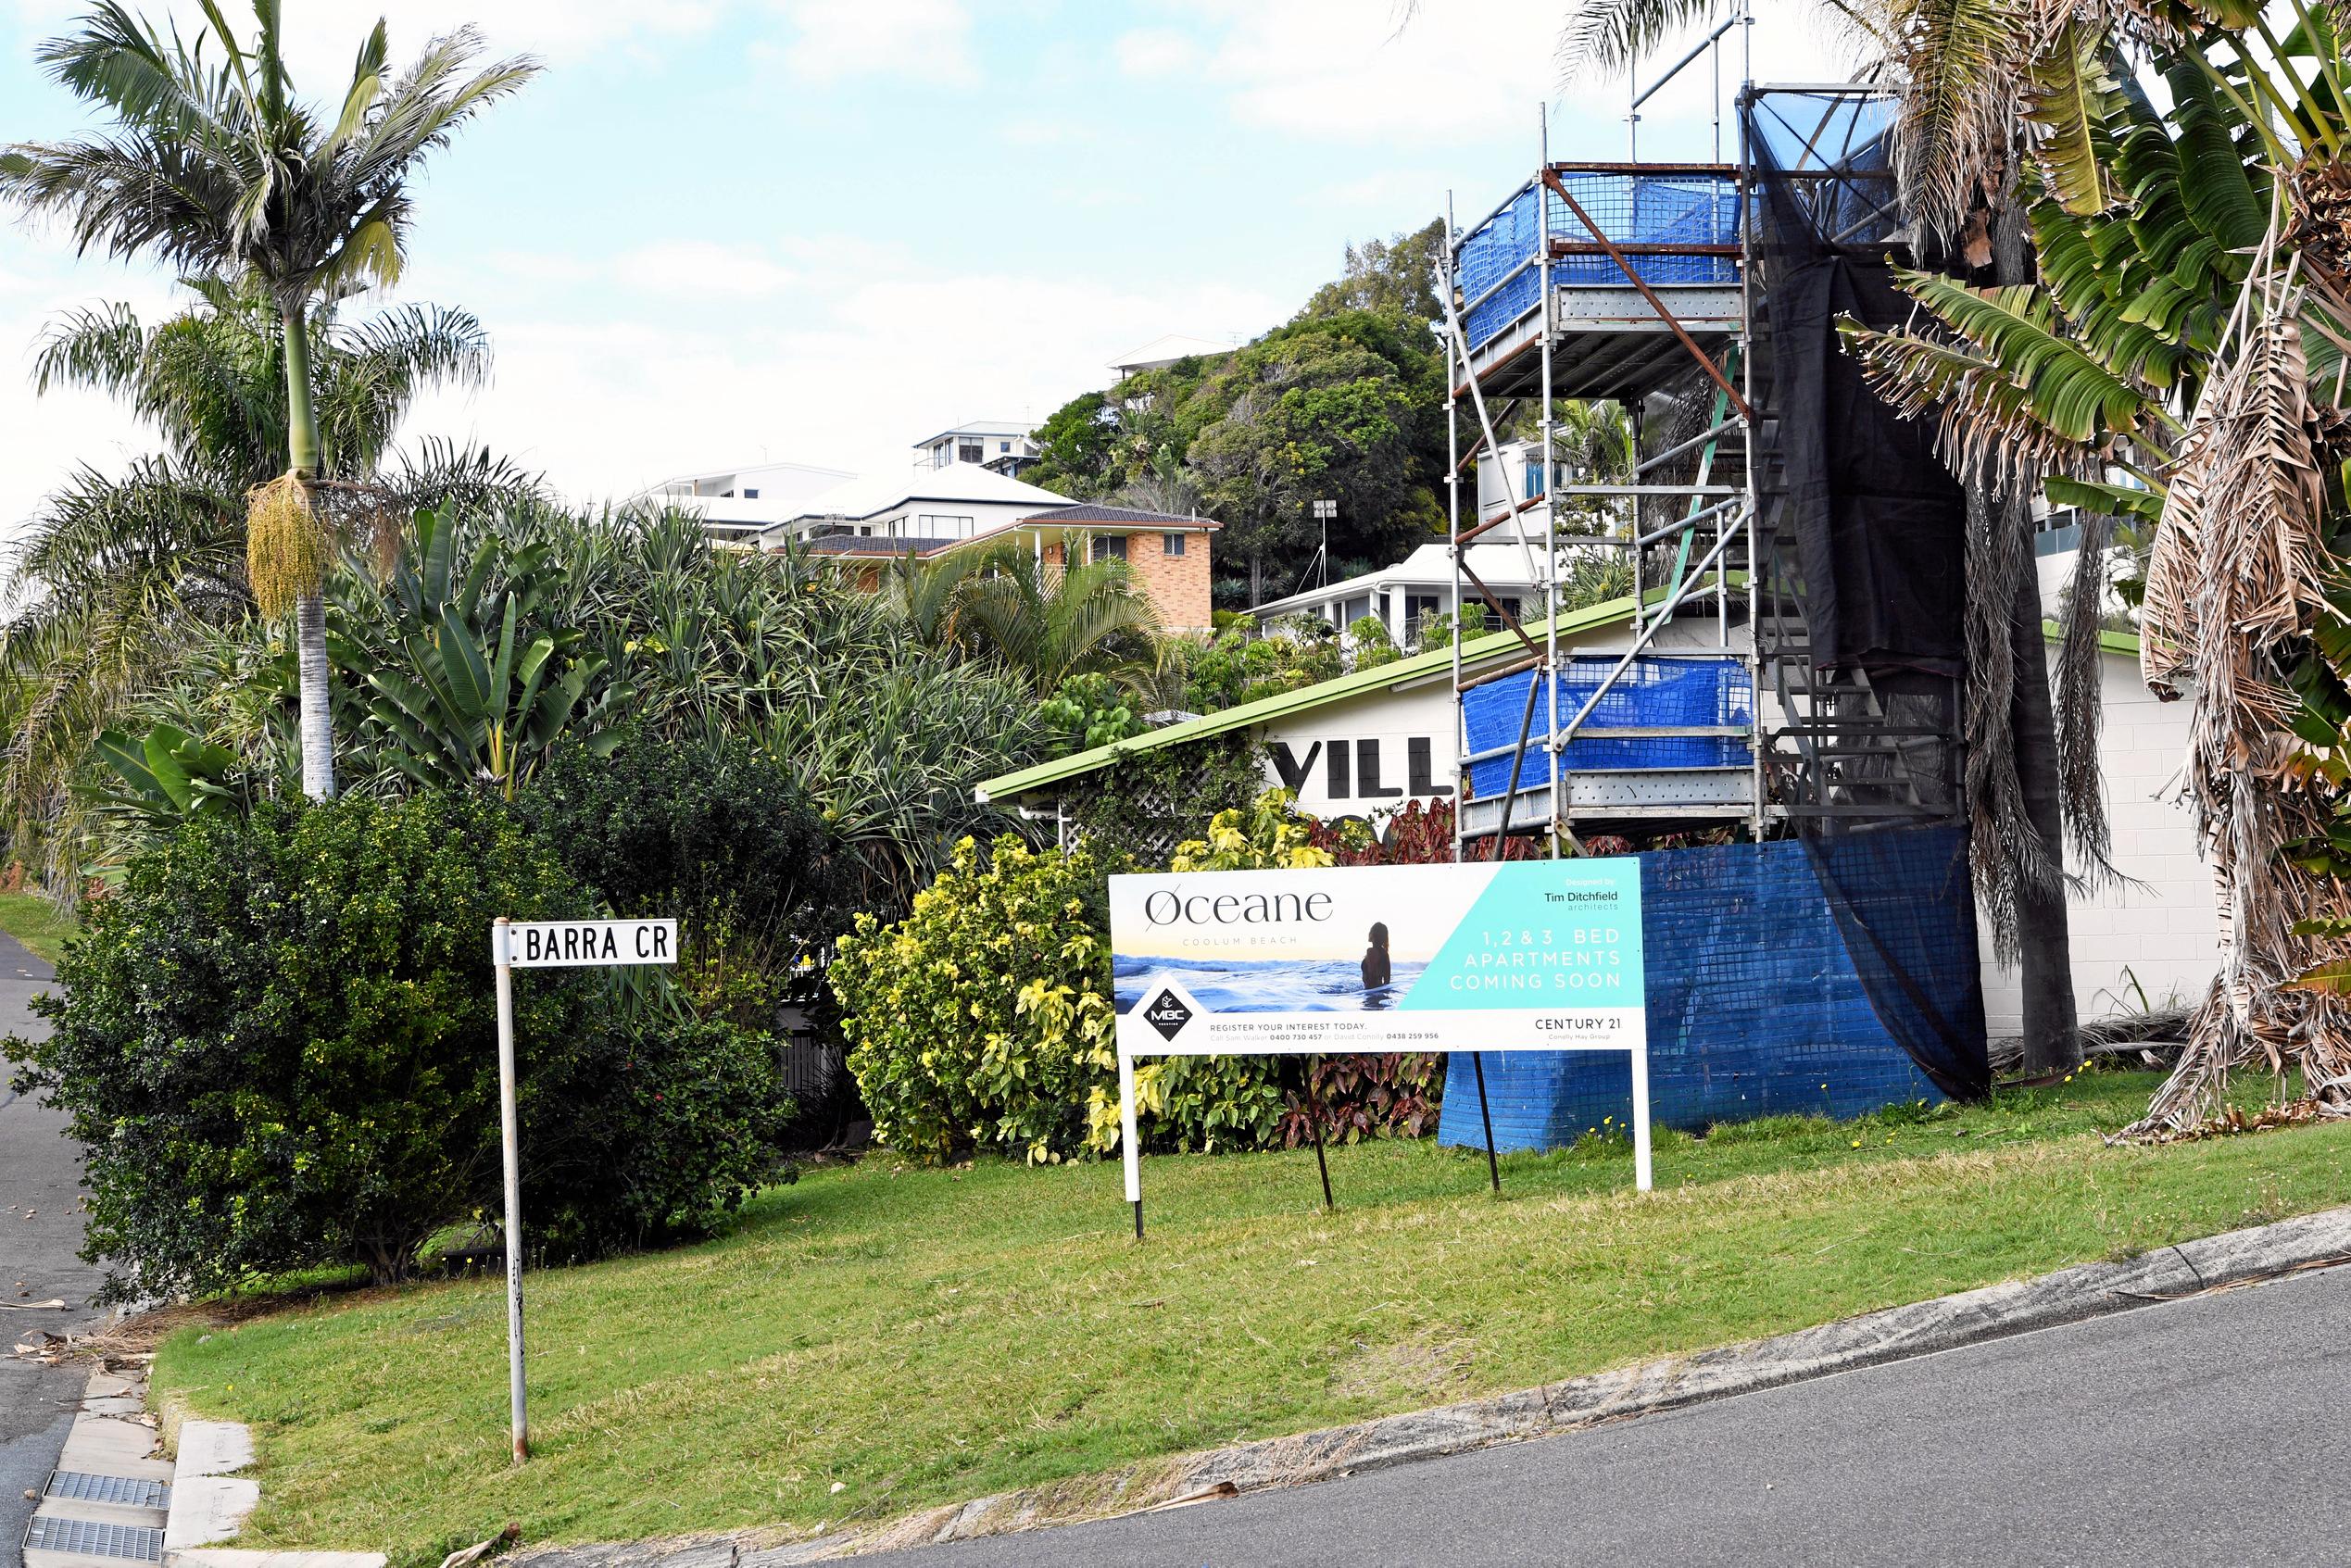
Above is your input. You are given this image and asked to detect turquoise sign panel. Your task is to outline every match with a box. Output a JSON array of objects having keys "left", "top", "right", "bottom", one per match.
[{"left": 1396, "top": 859, "right": 1644, "bottom": 1012}]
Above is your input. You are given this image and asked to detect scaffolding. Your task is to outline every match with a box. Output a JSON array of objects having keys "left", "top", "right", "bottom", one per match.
[{"left": 1440, "top": 9, "right": 1961, "bottom": 859}]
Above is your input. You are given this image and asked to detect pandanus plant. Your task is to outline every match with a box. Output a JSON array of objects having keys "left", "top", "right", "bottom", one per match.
[{"left": 0, "top": 1, "right": 538, "bottom": 799}]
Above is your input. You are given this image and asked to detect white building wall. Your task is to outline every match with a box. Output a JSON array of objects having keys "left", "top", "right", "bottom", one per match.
[{"left": 1976, "top": 651, "right": 2215, "bottom": 1034}]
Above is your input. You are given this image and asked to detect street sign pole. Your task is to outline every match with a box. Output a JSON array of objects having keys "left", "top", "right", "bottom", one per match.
[
  {"left": 494, "top": 917, "right": 528, "bottom": 1463},
  {"left": 488, "top": 915, "right": 678, "bottom": 1463}
]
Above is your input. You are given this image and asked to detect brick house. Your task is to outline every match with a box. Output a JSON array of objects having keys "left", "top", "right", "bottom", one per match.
[{"left": 801, "top": 502, "right": 1217, "bottom": 633}]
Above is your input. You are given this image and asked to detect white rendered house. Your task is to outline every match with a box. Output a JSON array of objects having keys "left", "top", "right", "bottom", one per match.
[{"left": 641, "top": 459, "right": 854, "bottom": 545}]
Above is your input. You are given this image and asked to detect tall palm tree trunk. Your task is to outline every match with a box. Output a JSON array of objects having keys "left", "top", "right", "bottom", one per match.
[
  {"left": 2006, "top": 495, "right": 2078, "bottom": 1073},
  {"left": 281, "top": 303, "right": 335, "bottom": 801},
  {"left": 1991, "top": 199, "right": 2077, "bottom": 1074}
]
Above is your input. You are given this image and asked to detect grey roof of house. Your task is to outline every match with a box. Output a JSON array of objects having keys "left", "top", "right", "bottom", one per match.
[
  {"left": 1024, "top": 503, "right": 1220, "bottom": 529},
  {"left": 800, "top": 534, "right": 966, "bottom": 557}
]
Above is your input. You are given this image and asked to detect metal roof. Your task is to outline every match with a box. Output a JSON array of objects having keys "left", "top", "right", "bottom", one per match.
[
  {"left": 974, "top": 591, "right": 1656, "bottom": 804},
  {"left": 975, "top": 602, "right": 2144, "bottom": 804}
]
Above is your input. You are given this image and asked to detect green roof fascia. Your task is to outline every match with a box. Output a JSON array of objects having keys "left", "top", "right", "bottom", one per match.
[
  {"left": 2042, "top": 619, "right": 2142, "bottom": 658},
  {"left": 976, "top": 582, "right": 1722, "bottom": 804}
]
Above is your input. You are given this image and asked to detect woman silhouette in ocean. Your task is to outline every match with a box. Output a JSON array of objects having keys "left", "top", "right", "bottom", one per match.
[{"left": 1361, "top": 922, "right": 1391, "bottom": 991}]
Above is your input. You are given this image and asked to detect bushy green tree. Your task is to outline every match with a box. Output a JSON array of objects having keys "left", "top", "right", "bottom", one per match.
[
  {"left": 832, "top": 835, "right": 1288, "bottom": 1162},
  {"left": 2, "top": 793, "right": 784, "bottom": 1299},
  {"left": 1025, "top": 238, "right": 1451, "bottom": 609},
  {"left": 1180, "top": 618, "right": 1343, "bottom": 714},
  {"left": 1038, "top": 671, "right": 1147, "bottom": 755}
]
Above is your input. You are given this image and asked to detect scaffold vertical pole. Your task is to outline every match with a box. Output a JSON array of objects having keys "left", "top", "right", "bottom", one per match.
[
  {"left": 1737, "top": 11, "right": 1766, "bottom": 845},
  {"left": 1444, "top": 191, "right": 1465, "bottom": 870},
  {"left": 1537, "top": 110, "right": 1560, "bottom": 858}
]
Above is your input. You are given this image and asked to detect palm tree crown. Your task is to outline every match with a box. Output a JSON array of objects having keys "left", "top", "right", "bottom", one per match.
[{"left": 0, "top": 3, "right": 536, "bottom": 323}]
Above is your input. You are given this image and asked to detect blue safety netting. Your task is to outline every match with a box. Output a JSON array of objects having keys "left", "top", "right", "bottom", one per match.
[
  {"left": 1435, "top": 827, "right": 1987, "bottom": 1150},
  {"left": 1459, "top": 172, "right": 1741, "bottom": 351},
  {"left": 1460, "top": 657, "right": 1751, "bottom": 797}
]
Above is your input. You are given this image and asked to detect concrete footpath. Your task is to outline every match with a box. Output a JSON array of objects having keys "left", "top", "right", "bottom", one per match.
[{"left": 0, "top": 932, "right": 105, "bottom": 1567}]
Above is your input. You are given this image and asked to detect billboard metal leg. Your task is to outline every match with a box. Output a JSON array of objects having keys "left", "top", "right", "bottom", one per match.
[
  {"left": 1302, "top": 1056, "right": 1334, "bottom": 1210},
  {"left": 1133, "top": 1199, "right": 1144, "bottom": 1240},
  {"left": 1471, "top": 1051, "right": 1502, "bottom": 1194}
]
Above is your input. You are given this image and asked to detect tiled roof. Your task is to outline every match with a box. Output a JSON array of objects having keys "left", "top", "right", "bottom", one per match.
[
  {"left": 1024, "top": 503, "right": 1221, "bottom": 529},
  {"left": 801, "top": 534, "right": 966, "bottom": 557}
]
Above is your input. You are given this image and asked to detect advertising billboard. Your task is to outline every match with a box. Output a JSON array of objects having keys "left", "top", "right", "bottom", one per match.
[{"left": 1105, "top": 859, "right": 1652, "bottom": 1228}]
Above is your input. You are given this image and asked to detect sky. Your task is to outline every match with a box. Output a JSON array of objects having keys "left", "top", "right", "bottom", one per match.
[{"left": 0, "top": 0, "right": 1849, "bottom": 532}]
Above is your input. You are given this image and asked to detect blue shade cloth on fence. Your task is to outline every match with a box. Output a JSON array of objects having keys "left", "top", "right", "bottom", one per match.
[
  {"left": 1459, "top": 173, "right": 1741, "bottom": 351},
  {"left": 1436, "top": 827, "right": 1986, "bottom": 1151},
  {"left": 1460, "top": 658, "right": 1752, "bottom": 797}
]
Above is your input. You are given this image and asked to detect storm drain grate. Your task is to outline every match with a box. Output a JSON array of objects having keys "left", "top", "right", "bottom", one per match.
[
  {"left": 22, "top": 1514, "right": 165, "bottom": 1561},
  {"left": 44, "top": 1472, "right": 170, "bottom": 1509}
]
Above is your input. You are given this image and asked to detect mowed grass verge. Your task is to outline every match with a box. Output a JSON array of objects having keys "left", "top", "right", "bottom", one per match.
[
  {"left": 153, "top": 1071, "right": 2350, "bottom": 1565},
  {"left": 0, "top": 890, "right": 76, "bottom": 965}
]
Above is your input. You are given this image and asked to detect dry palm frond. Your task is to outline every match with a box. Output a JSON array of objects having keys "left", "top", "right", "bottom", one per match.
[
  {"left": 2055, "top": 505, "right": 2115, "bottom": 878},
  {"left": 1843, "top": 318, "right": 2114, "bottom": 490},
  {"left": 1888, "top": 0, "right": 2033, "bottom": 242},
  {"left": 2127, "top": 232, "right": 2351, "bottom": 1135}
]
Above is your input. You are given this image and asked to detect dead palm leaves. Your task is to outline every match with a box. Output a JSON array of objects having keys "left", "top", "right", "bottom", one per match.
[{"left": 2128, "top": 224, "right": 2351, "bottom": 1135}]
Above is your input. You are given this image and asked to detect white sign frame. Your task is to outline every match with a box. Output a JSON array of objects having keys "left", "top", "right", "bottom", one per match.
[
  {"left": 1107, "top": 861, "right": 1653, "bottom": 1237},
  {"left": 488, "top": 915, "right": 678, "bottom": 1461}
]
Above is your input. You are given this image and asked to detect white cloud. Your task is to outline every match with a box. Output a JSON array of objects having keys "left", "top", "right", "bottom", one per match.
[
  {"left": 0, "top": 240, "right": 182, "bottom": 541},
  {"left": 391, "top": 256, "right": 1284, "bottom": 508},
  {"left": 1172, "top": 0, "right": 1850, "bottom": 151},
  {"left": 611, "top": 242, "right": 798, "bottom": 298},
  {"left": 1113, "top": 28, "right": 1200, "bottom": 79},
  {"left": 768, "top": 0, "right": 975, "bottom": 86},
  {"left": 4, "top": 0, "right": 726, "bottom": 66}
]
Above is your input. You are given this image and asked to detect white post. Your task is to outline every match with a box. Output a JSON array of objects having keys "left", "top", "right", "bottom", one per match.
[
  {"left": 1119, "top": 1047, "right": 1142, "bottom": 1239},
  {"left": 1630, "top": 1041, "right": 1654, "bottom": 1192},
  {"left": 494, "top": 917, "right": 529, "bottom": 1462}
]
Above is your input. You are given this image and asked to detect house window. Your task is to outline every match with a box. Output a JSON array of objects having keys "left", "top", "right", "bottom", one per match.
[
  {"left": 1163, "top": 533, "right": 1186, "bottom": 557},
  {"left": 1405, "top": 592, "right": 1443, "bottom": 633},
  {"left": 957, "top": 441, "right": 984, "bottom": 464},
  {"left": 744, "top": 488, "right": 761, "bottom": 499},
  {"left": 999, "top": 440, "right": 1012, "bottom": 454},
  {"left": 1091, "top": 535, "right": 1128, "bottom": 563},
  {"left": 915, "top": 514, "right": 974, "bottom": 535}
]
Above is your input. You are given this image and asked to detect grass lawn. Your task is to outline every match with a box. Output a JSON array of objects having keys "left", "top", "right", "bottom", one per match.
[
  {"left": 0, "top": 890, "right": 75, "bottom": 965},
  {"left": 154, "top": 1071, "right": 2351, "bottom": 1565}
]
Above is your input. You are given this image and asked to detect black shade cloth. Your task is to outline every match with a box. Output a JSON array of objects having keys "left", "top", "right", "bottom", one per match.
[{"left": 1749, "top": 97, "right": 1968, "bottom": 677}]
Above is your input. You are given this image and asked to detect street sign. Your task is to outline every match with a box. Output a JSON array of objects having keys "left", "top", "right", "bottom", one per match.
[
  {"left": 495, "top": 918, "right": 678, "bottom": 968},
  {"left": 489, "top": 914, "right": 677, "bottom": 1461}
]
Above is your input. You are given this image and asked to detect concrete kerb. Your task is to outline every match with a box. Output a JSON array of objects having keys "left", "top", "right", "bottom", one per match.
[{"left": 501, "top": 1203, "right": 2351, "bottom": 1567}]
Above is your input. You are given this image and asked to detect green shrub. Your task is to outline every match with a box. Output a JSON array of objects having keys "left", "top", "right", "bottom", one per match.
[
  {"left": 520, "top": 731, "right": 848, "bottom": 969},
  {"left": 831, "top": 835, "right": 1282, "bottom": 1163},
  {"left": 3, "top": 794, "right": 785, "bottom": 1300}
]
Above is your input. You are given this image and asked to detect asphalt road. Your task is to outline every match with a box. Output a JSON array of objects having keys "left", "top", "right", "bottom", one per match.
[
  {"left": 0, "top": 932, "right": 100, "bottom": 1564},
  {"left": 871, "top": 1261, "right": 2351, "bottom": 1568}
]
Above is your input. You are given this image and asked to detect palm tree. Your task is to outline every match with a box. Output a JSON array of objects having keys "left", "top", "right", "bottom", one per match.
[
  {"left": 1842, "top": 24, "right": 2351, "bottom": 1131},
  {"left": 953, "top": 546, "right": 1167, "bottom": 696},
  {"left": 1530, "top": 0, "right": 2103, "bottom": 1073},
  {"left": 0, "top": 275, "right": 533, "bottom": 873},
  {"left": 0, "top": 2, "right": 538, "bottom": 799}
]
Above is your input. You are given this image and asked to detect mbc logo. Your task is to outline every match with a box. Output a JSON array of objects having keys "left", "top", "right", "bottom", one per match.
[{"left": 1142, "top": 989, "right": 1194, "bottom": 1041}]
